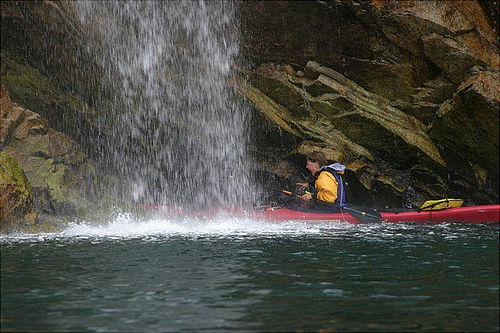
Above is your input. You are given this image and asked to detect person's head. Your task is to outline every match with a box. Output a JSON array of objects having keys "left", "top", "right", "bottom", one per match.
[{"left": 306, "top": 151, "right": 326, "bottom": 175}]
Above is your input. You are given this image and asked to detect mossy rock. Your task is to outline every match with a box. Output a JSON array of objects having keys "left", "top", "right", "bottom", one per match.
[
  {"left": 0, "top": 152, "right": 37, "bottom": 232},
  {"left": 248, "top": 74, "right": 306, "bottom": 116},
  {"left": 22, "top": 221, "right": 62, "bottom": 234},
  {"left": 0, "top": 152, "right": 33, "bottom": 199}
]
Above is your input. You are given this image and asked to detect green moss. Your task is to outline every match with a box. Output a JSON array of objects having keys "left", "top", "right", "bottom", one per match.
[
  {"left": 5, "top": 134, "right": 51, "bottom": 156},
  {"left": 21, "top": 156, "right": 69, "bottom": 203},
  {"left": 0, "top": 152, "right": 32, "bottom": 201}
]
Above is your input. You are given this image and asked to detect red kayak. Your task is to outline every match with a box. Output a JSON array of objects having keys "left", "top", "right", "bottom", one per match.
[
  {"left": 260, "top": 205, "right": 500, "bottom": 224},
  {"left": 138, "top": 204, "right": 500, "bottom": 224}
]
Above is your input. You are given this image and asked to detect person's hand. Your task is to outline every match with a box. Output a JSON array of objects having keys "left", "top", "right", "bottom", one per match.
[
  {"left": 296, "top": 182, "right": 308, "bottom": 190},
  {"left": 301, "top": 192, "right": 313, "bottom": 202}
]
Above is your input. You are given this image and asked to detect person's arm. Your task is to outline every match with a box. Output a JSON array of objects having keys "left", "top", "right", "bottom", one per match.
[{"left": 295, "top": 182, "right": 308, "bottom": 189}]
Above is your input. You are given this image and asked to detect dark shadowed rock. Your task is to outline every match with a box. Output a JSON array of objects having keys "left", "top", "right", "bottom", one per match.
[
  {"left": 430, "top": 71, "right": 499, "bottom": 194},
  {"left": 240, "top": 0, "right": 498, "bottom": 207}
]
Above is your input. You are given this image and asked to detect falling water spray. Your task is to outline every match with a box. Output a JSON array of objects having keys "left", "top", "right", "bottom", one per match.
[{"left": 72, "top": 1, "right": 256, "bottom": 210}]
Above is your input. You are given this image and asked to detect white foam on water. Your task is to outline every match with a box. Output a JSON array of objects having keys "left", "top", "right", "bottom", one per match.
[
  {"left": 2, "top": 213, "right": 491, "bottom": 244},
  {"left": 0, "top": 213, "right": 349, "bottom": 243}
]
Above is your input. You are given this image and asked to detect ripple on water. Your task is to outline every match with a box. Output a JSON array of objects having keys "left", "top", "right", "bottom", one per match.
[{"left": 1, "top": 218, "right": 498, "bottom": 333}]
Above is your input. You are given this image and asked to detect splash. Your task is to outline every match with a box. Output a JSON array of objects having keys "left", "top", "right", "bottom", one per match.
[
  {"left": 0, "top": 214, "right": 333, "bottom": 242},
  {"left": 0, "top": 214, "right": 492, "bottom": 243},
  {"left": 72, "top": 0, "right": 256, "bottom": 209}
]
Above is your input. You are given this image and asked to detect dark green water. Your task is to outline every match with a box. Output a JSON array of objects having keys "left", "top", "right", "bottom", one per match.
[{"left": 1, "top": 218, "right": 499, "bottom": 332}]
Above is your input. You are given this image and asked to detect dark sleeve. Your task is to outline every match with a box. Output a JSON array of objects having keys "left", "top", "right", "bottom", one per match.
[{"left": 308, "top": 181, "right": 318, "bottom": 199}]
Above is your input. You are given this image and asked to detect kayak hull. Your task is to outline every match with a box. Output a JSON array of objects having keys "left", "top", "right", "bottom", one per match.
[
  {"left": 261, "top": 205, "right": 499, "bottom": 223},
  {"left": 138, "top": 204, "right": 500, "bottom": 224}
]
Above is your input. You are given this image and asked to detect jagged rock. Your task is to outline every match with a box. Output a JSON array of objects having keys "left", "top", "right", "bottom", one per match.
[
  {"left": 238, "top": 1, "right": 423, "bottom": 102},
  {"left": 240, "top": 60, "right": 446, "bottom": 165},
  {"left": 239, "top": 60, "right": 455, "bottom": 206},
  {"left": 237, "top": 0, "right": 498, "bottom": 207},
  {"left": 0, "top": 53, "right": 99, "bottom": 146},
  {"left": 0, "top": 84, "right": 96, "bottom": 221},
  {"left": 407, "top": 102, "right": 440, "bottom": 125},
  {"left": 422, "top": 33, "right": 488, "bottom": 84},
  {"left": 373, "top": 1, "right": 498, "bottom": 69},
  {"left": 456, "top": 71, "right": 499, "bottom": 147},
  {"left": 411, "top": 76, "right": 456, "bottom": 105},
  {"left": 240, "top": 0, "right": 498, "bottom": 102},
  {"left": 241, "top": 57, "right": 498, "bottom": 206},
  {"left": 407, "top": 76, "right": 456, "bottom": 124},
  {"left": 306, "top": 61, "right": 445, "bottom": 165},
  {"left": 430, "top": 71, "right": 499, "bottom": 193},
  {"left": 0, "top": 83, "right": 19, "bottom": 148}
]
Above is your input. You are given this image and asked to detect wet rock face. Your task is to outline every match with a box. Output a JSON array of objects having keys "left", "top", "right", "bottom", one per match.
[
  {"left": 239, "top": 0, "right": 499, "bottom": 207},
  {"left": 1, "top": 84, "right": 96, "bottom": 231},
  {"left": 0, "top": 0, "right": 498, "bottom": 209},
  {"left": 0, "top": 1, "right": 104, "bottom": 161}
]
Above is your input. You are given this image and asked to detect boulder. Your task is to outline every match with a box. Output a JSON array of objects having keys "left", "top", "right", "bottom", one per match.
[{"left": 422, "top": 33, "right": 487, "bottom": 84}]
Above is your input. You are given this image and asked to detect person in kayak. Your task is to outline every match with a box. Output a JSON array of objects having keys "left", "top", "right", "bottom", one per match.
[{"left": 295, "top": 151, "right": 349, "bottom": 212}]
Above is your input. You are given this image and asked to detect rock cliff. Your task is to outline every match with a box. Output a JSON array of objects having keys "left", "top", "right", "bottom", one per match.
[
  {"left": 0, "top": 83, "right": 98, "bottom": 232},
  {"left": 238, "top": 0, "right": 499, "bottom": 207},
  {"left": 1, "top": 0, "right": 498, "bottom": 218}
]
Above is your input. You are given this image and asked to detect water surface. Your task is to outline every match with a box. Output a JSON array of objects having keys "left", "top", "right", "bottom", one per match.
[{"left": 1, "top": 216, "right": 498, "bottom": 332}]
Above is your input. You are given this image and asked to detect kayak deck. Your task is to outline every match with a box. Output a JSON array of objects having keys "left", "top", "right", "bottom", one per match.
[
  {"left": 138, "top": 204, "right": 500, "bottom": 224},
  {"left": 261, "top": 205, "right": 499, "bottom": 223}
]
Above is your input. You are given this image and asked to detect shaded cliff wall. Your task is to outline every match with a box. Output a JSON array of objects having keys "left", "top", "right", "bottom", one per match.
[
  {"left": 0, "top": 0, "right": 498, "bottom": 210},
  {"left": 238, "top": 0, "right": 499, "bottom": 207},
  {"left": 0, "top": 82, "right": 105, "bottom": 233},
  {"left": 0, "top": 1, "right": 108, "bottom": 159},
  {"left": 0, "top": 2, "right": 127, "bottom": 231}
]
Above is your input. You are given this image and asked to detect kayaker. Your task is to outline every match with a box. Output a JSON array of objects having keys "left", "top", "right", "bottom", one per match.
[{"left": 295, "top": 151, "right": 348, "bottom": 212}]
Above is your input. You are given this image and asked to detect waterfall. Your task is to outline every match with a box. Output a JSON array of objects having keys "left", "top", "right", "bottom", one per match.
[{"left": 72, "top": 0, "right": 256, "bottom": 210}]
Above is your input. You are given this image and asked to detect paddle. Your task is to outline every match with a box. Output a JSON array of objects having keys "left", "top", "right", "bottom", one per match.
[{"left": 282, "top": 190, "right": 383, "bottom": 223}]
